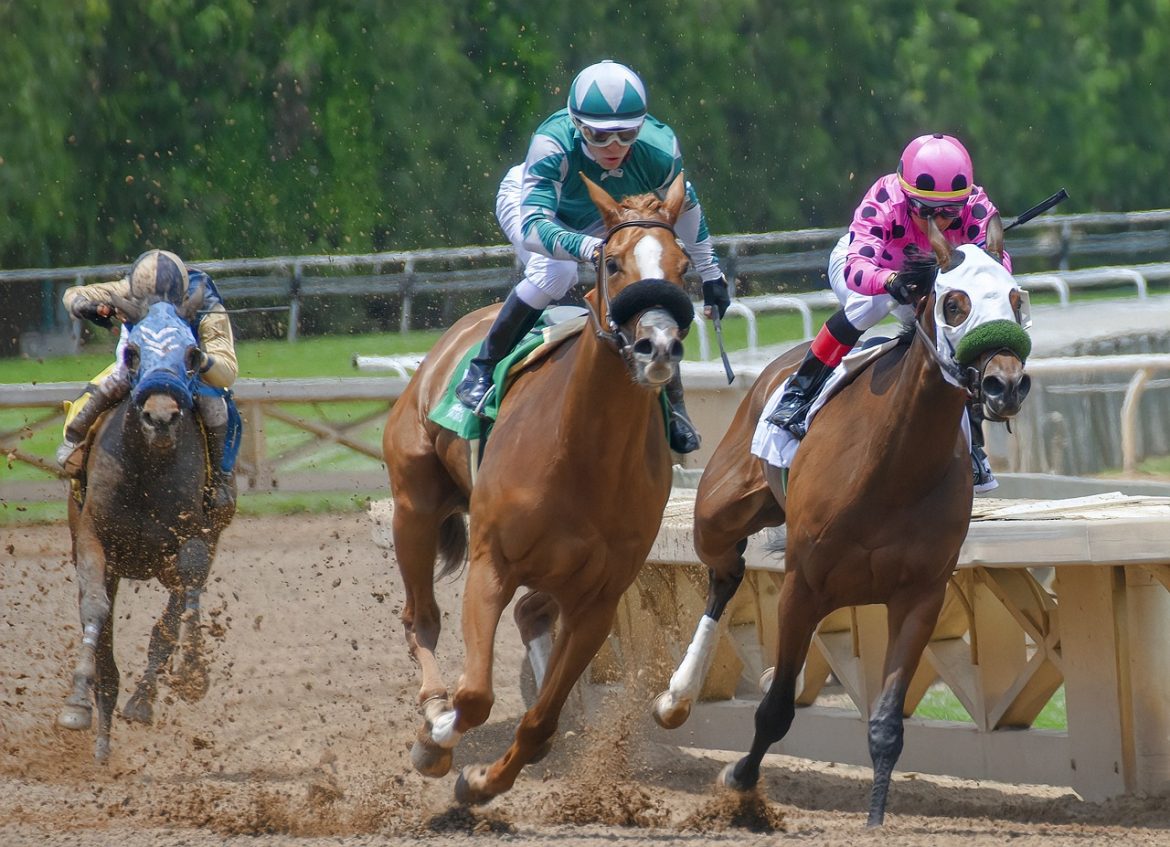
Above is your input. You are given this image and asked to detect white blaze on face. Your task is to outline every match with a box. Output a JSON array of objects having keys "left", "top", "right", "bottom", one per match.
[{"left": 633, "top": 235, "right": 665, "bottom": 280}]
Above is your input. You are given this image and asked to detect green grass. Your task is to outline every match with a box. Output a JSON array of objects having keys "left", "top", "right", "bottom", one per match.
[
  {"left": 914, "top": 683, "right": 1067, "bottom": 730},
  {"left": 0, "top": 489, "right": 383, "bottom": 528}
]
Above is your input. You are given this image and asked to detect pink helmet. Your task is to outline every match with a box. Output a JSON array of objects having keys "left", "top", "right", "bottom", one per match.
[{"left": 897, "top": 134, "right": 974, "bottom": 203}]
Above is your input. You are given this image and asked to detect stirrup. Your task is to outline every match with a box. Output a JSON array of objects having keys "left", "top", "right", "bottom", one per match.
[
  {"left": 972, "top": 452, "right": 998, "bottom": 494},
  {"left": 767, "top": 401, "right": 811, "bottom": 436},
  {"left": 454, "top": 367, "right": 496, "bottom": 415},
  {"left": 668, "top": 415, "right": 701, "bottom": 454}
]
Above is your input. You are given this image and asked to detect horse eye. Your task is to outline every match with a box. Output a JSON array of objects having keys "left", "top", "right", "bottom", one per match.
[
  {"left": 943, "top": 293, "right": 971, "bottom": 326},
  {"left": 605, "top": 257, "right": 620, "bottom": 275}
]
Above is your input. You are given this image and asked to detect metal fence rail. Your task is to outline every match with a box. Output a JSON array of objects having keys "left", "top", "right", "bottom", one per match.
[{"left": 7, "top": 209, "right": 1170, "bottom": 344}]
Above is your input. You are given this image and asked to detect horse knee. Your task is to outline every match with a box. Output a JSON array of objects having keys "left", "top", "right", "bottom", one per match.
[
  {"left": 453, "top": 690, "right": 494, "bottom": 730},
  {"left": 177, "top": 539, "right": 212, "bottom": 587}
]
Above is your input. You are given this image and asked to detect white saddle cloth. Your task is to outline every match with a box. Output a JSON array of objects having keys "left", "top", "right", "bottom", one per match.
[{"left": 750, "top": 338, "right": 973, "bottom": 470}]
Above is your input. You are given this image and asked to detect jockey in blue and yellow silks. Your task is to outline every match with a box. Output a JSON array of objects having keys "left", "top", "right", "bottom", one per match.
[
  {"left": 454, "top": 60, "right": 731, "bottom": 454},
  {"left": 58, "top": 249, "right": 239, "bottom": 508}
]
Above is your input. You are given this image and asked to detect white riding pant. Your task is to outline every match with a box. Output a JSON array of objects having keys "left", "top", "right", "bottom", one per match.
[
  {"left": 826, "top": 234, "right": 914, "bottom": 331},
  {"left": 496, "top": 165, "right": 588, "bottom": 310}
]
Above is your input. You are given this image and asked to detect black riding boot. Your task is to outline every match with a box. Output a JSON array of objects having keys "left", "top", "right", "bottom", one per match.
[
  {"left": 665, "top": 372, "right": 701, "bottom": 454},
  {"left": 455, "top": 290, "right": 543, "bottom": 413},
  {"left": 968, "top": 402, "right": 997, "bottom": 492},
  {"left": 204, "top": 421, "right": 236, "bottom": 513},
  {"left": 765, "top": 350, "right": 834, "bottom": 437},
  {"left": 56, "top": 371, "right": 131, "bottom": 475}
]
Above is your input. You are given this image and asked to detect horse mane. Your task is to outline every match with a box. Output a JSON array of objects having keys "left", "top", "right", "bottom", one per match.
[{"left": 617, "top": 192, "right": 667, "bottom": 220}]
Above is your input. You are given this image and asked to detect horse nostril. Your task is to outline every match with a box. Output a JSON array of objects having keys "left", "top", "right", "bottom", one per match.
[
  {"left": 669, "top": 340, "right": 684, "bottom": 361},
  {"left": 1017, "top": 374, "right": 1032, "bottom": 401},
  {"left": 633, "top": 338, "right": 654, "bottom": 357},
  {"left": 981, "top": 375, "right": 1006, "bottom": 401}
]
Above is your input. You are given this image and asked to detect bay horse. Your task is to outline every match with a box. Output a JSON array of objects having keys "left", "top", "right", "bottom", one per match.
[
  {"left": 652, "top": 229, "right": 1032, "bottom": 825},
  {"left": 57, "top": 287, "right": 236, "bottom": 761},
  {"left": 382, "top": 173, "right": 695, "bottom": 804}
]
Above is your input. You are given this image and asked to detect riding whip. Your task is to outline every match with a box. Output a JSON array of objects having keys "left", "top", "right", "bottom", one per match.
[{"left": 1004, "top": 188, "right": 1069, "bottom": 232}]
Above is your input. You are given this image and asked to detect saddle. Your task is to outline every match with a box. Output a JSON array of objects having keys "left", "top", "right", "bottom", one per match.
[{"left": 429, "top": 306, "right": 592, "bottom": 442}]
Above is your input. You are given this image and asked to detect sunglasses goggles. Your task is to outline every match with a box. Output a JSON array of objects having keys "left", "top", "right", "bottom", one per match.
[
  {"left": 907, "top": 196, "right": 966, "bottom": 219},
  {"left": 574, "top": 118, "right": 642, "bottom": 148}
]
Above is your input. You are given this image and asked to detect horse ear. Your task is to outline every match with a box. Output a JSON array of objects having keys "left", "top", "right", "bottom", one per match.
[
  {"left": 110, "top": 293, "right": 146, "bottom": 324},
  {"left": 662, "top": 172, "right": 687, "bottom": 223},
  {"left": 984, "top": 213, "right": 1005, "bottom": 264},
  {"left": 180, "top": 283, "right": 206, "bottom": 322},
  {"left": 581, "top": 171, "right": 621, "bottom": 224},
  {"left": 927, "top": 215, "right": 954, "bottom": 271}
]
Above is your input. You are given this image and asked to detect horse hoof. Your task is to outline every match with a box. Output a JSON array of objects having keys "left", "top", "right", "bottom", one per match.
[
  {"left": 57, "top": 703, "right": 92, "bottom": 731},
  {"left": 454, "top": 765, "right": 495, "bottom": 805},
  {"left": 652, "top": 690, "right": 691, "bottom": 730},
  {"left": 173, "top": 660, "right": 210, "bottom": 703},
  {"left": 717, "top": 762, "right": 755, "bottom": 793},
  {"left": 410, "top": 736, "right": 453, "bottom": 778},
  {"left": 94, "top": 737, "right": 111, "bottom": 763},
  {"left": 121, "top": 695, "right": 154, "bottom": 725}
]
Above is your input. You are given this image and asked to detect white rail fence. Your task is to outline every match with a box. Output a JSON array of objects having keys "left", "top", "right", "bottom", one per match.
[{"left": 6, "top": 209, "right": 1170, "bottom": 345}]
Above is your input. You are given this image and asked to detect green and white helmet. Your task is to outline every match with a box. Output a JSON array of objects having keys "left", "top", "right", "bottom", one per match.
[{"left": 566, "top": 60, "right": 647, "bottom": 131}]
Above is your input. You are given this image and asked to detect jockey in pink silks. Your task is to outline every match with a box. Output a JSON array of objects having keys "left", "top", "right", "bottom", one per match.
[{"left": 767, "top": 133, "right": 1012, "bottom": 492}]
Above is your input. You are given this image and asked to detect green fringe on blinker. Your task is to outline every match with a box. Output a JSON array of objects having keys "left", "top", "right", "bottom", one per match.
[{"left": 954, "top": 319, "right": 1032, "bottom": 365}]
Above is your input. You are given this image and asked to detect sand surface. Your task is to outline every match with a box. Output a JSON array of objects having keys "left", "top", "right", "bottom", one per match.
[{"left": 3, "top": 512, "right": 1169, "bottom": 846}]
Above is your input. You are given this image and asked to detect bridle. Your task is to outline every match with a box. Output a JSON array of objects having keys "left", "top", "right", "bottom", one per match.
[
  {"left": 910, "top": 291, "right": 1022, "bottom": 410},
  {"left": 585, "top": 217, "right": 683, "bottom": 359}
]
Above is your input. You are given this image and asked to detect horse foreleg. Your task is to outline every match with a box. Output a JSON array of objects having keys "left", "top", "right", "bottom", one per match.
[
  {"left": 653, "top": 538, "right": 746, "bottom": 730},
  {"left": 456, "top": 599, "right": 616, "bottom": 805},
  {"left": 866, "top": 587, "right": 946, "bottom": 827},
  {"left": 722, "top": 574, "right": 820, "bottom": 793},
  {"left": 412, "top": 552, "right": 512, "bottom": 780},
  {"left": 394, "top": 507, "right": 450, "bottom": 708},
  {"left": 513, "top": 590, "right": 559, "bottom": 697},
  {"left": 122, "top": 590, "right": 184, "bottom": 724},
  {"left": 58, "top": 536, "right": 112, "bottom": 744},
  {"left": 171, "top": 538, "right": 213, "bottom": 703},
  {"left": 92, "top": 576, "right": 121, "bottom": 762},
  {"left": 655, "top": 470, "right": 779, "bottom": 729}
]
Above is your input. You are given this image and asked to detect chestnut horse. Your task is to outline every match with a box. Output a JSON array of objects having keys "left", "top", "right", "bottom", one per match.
[
  {"left": 58, "top": 287, "right": 235, "bottom": 760},
  {"left": 652, "top": 230, "right": 1032, "bottom": 825},
  {"left": 382, "top": 173, "right": 696, "bottom": 803}
]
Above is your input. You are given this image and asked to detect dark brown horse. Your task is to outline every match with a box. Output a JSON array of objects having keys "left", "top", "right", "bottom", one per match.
[
  {"left": 382, "top": 173, "right": 695, "bottom": 803},
  {"left": 57, "top": 288, "right": 236, "bottom": 760},
  {"left": 652, "top": 229, "right": 1032, "bottom": 825}
]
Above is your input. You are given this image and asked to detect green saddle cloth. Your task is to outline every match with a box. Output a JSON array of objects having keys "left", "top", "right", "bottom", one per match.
[{"left": 429, "top": 306, "right": 670, "bottom": 443}]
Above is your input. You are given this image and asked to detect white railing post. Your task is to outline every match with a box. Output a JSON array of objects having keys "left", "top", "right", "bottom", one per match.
[{"left": 1121, "top": 368, "right": 1151, "bottom": 473}]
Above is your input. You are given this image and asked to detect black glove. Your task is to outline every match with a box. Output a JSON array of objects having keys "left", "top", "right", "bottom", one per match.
[
  {"left": 883, "top": 272, "right": 927, "bottom": 305},
  {"left": 702, "top": 275, "right": 731, "bottom": 319},
  {"left": 72, "top": 301, "right": 114, "bottom": 329}
]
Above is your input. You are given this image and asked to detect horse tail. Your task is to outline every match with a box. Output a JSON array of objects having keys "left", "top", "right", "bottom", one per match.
[{"left": 435, "top": 513, "right": 468, "bottom": 581}]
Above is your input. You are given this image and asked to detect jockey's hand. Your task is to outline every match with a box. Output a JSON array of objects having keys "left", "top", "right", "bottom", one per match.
[
  {"left": 72, "top": 301, "right": 115, "bottom": 329},
  {"left": 588, "top": 245, "right": 602, "bottom": 271},
  {"left": 884, "top": 272, "right": 922, "bottom": 305},
  {"left": 702, "top": 274, "right": 731, "bottom": 320}
]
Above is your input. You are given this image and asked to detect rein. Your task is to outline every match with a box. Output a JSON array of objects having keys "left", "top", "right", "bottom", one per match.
[{"left": 586, "top": 218, "right": 679, "bottom": 356}]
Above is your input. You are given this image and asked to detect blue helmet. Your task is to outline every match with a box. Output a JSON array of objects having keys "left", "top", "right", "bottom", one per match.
[{"left": 566, "top": 60, "right": 647, "bottom": 131}]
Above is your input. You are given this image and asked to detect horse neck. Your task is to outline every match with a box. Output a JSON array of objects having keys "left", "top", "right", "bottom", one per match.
[
  {"left": 559, "top": 328, "right": 662, "bottom": 451},
  {"left": 111, "top": 399, "right": 199, "bottom": 483},
  {"left": 876, "top": 322, "right": 969, "bottom": 478}
]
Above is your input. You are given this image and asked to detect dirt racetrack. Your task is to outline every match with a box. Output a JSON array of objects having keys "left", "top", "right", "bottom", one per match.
[{"left": 3, "top": 511, "right": 1170, "bottom": 846}]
